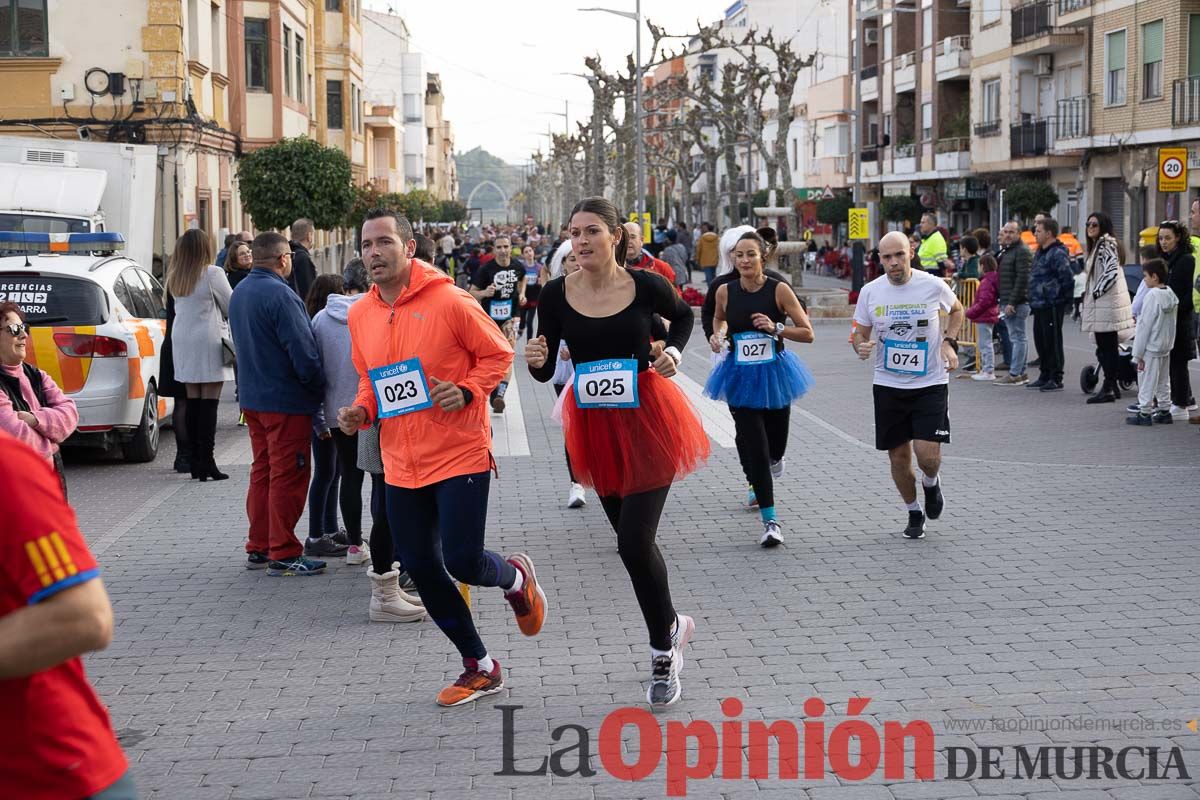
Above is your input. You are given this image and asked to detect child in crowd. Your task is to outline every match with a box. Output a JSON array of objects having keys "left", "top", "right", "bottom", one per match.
[
  {"left": 965, "top": 253, "right": 1001, "bottom": 380},
  {"left": 1127, "top": 258, "right": 1178, "bottom": 426}
]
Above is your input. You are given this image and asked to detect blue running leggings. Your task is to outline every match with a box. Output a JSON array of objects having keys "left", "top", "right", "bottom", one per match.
[{"left": 385, "top": 471, "right": 516, "bottom": 660}]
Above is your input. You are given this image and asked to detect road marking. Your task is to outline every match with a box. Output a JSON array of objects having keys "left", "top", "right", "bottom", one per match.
[
  {"left": 491, "top": 374, "right": 530, "bottom": 457},
  {"left": 672, "top": 365, "right": 737, "bottom": 449},
  {"left": 792, "top": 406, "right": 874, "bottom": 453}
]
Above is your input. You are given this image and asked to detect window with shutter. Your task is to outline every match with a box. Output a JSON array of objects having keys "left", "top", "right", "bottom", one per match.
[{"left": 1142, "top": 20, "right": 1163, "bottom": 100}]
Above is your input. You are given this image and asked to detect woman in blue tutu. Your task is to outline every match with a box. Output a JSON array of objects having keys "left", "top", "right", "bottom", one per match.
[{"left": 704, "top": 229, "right": 814, "bottom": 547}]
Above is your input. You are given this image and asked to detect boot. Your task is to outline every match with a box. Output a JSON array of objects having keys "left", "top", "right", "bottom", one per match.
[
  {"left": 368, "top": 569, "right": 426, "bottom": 622},
  {"left": 186, "top": 399, "right": 203, "bottom": 479},
  {"left": 197, "top": 399, "right": 229, "bottom": 482}
]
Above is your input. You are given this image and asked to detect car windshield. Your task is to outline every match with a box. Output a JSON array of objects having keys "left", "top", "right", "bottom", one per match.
[{"left": 0, "top": 273, "right": 107, "bottom": 325}]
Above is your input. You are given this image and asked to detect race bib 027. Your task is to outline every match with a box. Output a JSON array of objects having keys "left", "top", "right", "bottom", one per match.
[
  {"left": 573, "top": 359, "right": 639, "bottom": 409},
  {"left": 883, "top": 339, "right": 929, "bottom": 376},
  {"left": 490, "top": 299, "right": 514, "bottom": 321},
  {"left": 732, "top": 331, "right": 776, "bottom": 365},
  {"left": 369, "top": 358, "right": 434, "bottom": 418}
]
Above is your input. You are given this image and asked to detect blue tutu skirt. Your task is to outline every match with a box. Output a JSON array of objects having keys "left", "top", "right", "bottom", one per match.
[{"left": 703, "top": 349, "right": 814, "bottom": 409}]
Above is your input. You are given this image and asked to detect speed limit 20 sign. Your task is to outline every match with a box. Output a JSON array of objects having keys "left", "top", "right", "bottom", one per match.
[{"left": 1159, "top": 148, "right": 1189, "bottom": 192}]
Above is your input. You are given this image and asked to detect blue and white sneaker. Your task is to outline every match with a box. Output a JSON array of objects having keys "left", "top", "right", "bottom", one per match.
[
  {"left": 770, "top": 457, "right": 786, "bottom": 478},
  {"left": 267, "top": 555, "right": 327, "bottom": 576},
  {"left": 746, "top": 486, "right": 758, "bottom": 508}
]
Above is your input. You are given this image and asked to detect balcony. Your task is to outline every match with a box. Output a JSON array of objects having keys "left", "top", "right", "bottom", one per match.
[
  {"left": 1012, "top": 1, "right": 1052, "bottom": 43},
  {"left": 935, "top": 36, "right": 971, "bottom": 81},
  {"left": 974, "top": 120, "right": 1001, "bottom": 137},
  {"left": 1055, "top": 95, "right": 1090, "bottom": 141},
  {"left": 861, "top": 68, "right": 879, "bottom": 102},
  {"left": 1173, "top": 77, "right": 1200, "bottom": 126},
  {"left": 892, "top": 142, "right": 917, "bottom": 175},
  {"left": 935, "top": 137, "right": 970, "bottom": 171},
  {"left": 1057, "top": 0, "right": 1089, "bottom": 16},
  {"left": 894, "top": 52, "right": 917, "bottom": 93},
  {"left": 1010, "top": 118, "right": 1054, "bottom": 158}
]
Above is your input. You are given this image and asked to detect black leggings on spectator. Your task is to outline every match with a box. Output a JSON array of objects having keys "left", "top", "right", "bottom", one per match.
[
  {"left": 368, "top": 472, "right": 393, "bottom": 575},
  {"left": 1169, "top": 338, "right": 1194, "bottom": 407},
  {"left": 729, "top": 406, "right": 790, "bottom": 510},
  {"left": 552, "top": 383, "right": 576, "bottom": 482},
  {"left": 330, "top": 430, "right": 364, "bottom": 545},
  {"left": 386, "top": 471, "right": 516, "bottom": 660},
  {"left": 1094, "top": 330, "right": 1120, "bottom": 391},
  {"left": 598, "top": 485, "right": 676, "bottom": 651}
]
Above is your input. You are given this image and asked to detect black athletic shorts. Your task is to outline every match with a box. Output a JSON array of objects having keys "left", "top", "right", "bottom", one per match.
[{"left": 872, "top": 383, "right": 951, "bottom": 451}]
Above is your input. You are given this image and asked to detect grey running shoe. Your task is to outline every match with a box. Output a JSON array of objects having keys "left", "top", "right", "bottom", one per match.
[{"left": 647, "top": 653, "right": 681, "bottom": 708}]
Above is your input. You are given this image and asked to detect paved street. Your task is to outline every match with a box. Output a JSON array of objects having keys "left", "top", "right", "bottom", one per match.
[{"left": 67, "top": 317, "right": 1200, "bottom": 800}]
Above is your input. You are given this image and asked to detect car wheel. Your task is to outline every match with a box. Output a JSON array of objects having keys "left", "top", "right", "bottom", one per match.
[
  {"left": 122, "top": 382, "right": 160, "bottom": 463},
  {"left": 1079, "top": 365, "right": 1099, "bottom": 394}
]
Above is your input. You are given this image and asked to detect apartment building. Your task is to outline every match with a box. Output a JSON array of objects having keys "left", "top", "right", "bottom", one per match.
[
  {"left": 0, "top": 0, "right": 240, "bottom": 266},
  {"left": 313, "top": 0, "right": 367, "bottom": 184},
  {"left": 424, "top": 73, "right": 457, "bottom": 201}
]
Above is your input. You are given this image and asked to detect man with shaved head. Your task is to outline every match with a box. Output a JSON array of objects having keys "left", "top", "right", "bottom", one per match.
[
  {"left": 623, "top": 221, "right": 679, "bottom": 287},
  {"left": 852, "top": 230, "right": 965, "bottom": 539}
]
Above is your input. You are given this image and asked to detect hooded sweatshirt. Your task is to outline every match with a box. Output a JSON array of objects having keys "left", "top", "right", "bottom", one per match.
[
  {"left": 312, "top": 293, "right": 363, "bottom": 430},
  {"left": 1132, "top": 285, "right": 1179, "bottom": 360},
  {"left": 348, "top": 260, "right": 514, "bottom": 488}
]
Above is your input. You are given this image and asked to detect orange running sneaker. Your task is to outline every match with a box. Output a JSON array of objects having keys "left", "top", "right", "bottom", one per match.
[
  {"left": 504, "top": 553, "right": 546, "bottom": 636},
  {"left": 436, "top": 659, "right": 504, "bottom": 707}
]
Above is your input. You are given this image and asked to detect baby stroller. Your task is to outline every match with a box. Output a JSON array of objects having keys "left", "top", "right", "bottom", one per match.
[{"left": 1079, "top": 344, "right": 1138, "bottom": 394}]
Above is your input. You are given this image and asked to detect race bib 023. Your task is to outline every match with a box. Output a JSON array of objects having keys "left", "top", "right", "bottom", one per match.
[
  {"left": 490, "top": 299, "right": 514, "bottom": 321},
  {"left": 883, "top": 339, "right": 929, "bottom": 376},
  {"left": 732, "top": 331, "right": 776, "bottom": 365},
  {"left": 573, "top": 359, "right": 639, "bottom": 409},
  {"left": 369, "top": 358, "right": 434, "bottom": 419}
]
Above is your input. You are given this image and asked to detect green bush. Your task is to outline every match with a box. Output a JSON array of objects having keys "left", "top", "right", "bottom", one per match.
[{"left": 236, "top": 137, "right": 355, "bottom": 231}]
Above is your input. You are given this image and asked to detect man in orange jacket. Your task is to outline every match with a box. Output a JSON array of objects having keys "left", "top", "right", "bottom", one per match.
[{"left": 337, "top": 208, "right": 546, "bottom": 708}]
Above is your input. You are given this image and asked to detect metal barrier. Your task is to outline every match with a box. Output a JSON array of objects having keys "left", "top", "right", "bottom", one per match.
[{"left": 945, "top": 277, "right": 980, "bottom": 373}]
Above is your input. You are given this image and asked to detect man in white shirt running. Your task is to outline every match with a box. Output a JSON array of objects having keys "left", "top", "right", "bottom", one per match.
[{"left": 852, "top": 230, "right": 965, "bottom": 539}]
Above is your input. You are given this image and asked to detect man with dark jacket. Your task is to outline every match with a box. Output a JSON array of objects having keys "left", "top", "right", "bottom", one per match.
[
  {"left": 995, "top": 221, "right": 1033, "bottom": 385},
  {"left": 287, "top": 218, "right": 318, "bottom": 301},
  {"left": 230, "top": 232, "right": 338, "bottom": 577},
  {"left": 1027, "top": 217, "right": 1073, "bottom": 391}
]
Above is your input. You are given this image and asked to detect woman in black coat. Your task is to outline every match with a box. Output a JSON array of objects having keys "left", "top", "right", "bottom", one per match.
[{"left": 1157, "top": 220, "right": 1197, "bottom": 413}]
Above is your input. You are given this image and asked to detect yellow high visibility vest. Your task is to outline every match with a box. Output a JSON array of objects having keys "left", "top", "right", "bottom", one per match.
[{"left": 918, "top": 230, "right": 948, "bottom": 273}]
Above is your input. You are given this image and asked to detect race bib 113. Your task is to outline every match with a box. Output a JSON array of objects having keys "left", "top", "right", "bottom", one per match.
[{"left": 490, "top": 299, "right": 513, "bottom": 321}]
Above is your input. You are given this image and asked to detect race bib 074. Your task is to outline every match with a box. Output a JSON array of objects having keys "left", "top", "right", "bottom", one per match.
[
  {"left": 490, "top": 299, "right": 514, "bottom": 321},
  {"left": 369, "top": 358, "right": 434, "bottom": 418},
  {"left": 732, "top": 331, "right": 776, "bottom": 365},
  {"left": 573, "top": 359, "right": 639, "bottom": 409},
  {"left": 883, "top": 339, "right": 929, "bottom": 376}
]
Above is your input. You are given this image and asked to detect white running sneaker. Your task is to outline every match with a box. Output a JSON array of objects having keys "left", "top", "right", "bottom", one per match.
[
  {"left": 1169, "top": 404, "right": 1191, "bottom": 421},
  {"left": 770, "top": 457, "right": 786, "bottom": 478},
  {"left": 971, "top": 372, "right": 995, "bottom": 381},
  {"left": 345, "top": 544, "right": 370, "bottom": 566},
  {"left": 669, "top": 614, "right": 695, "bottom": 673},
  {"left": 567, "top": 482, "right": 586, "bottom": 509},
  {"left": 760, "top": 520, "right": 783, "bottom": 548}
]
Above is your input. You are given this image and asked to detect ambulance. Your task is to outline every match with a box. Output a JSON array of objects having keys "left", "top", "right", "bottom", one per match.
[{"left": 0, "top": 231, "right": 170, "bottom": 461}]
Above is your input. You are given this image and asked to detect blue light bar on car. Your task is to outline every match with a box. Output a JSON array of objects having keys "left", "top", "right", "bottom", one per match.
[{"left": 0, "top": 231, "right": 126, "bottom": 253}]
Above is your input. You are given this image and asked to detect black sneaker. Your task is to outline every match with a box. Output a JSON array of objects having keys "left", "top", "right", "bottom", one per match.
[
  {"left": 329, "top": 530, "right": 351, "bottom": 547},
  {"left": 1152, "top": 410, "right": 1173, "bottom": 424},
  {"left": 923, "top": 480, "right": 944, "bottom": 520},
  {"left": 246, "top": 551, "right": 269, "bottom": 570},
  {"left": 903, "top": 510, "right": 926, "bottom": 539},
  {"left": 1125, "top": 402, "right": 1142, "bottom": 413},
  {"left": 1027, "top": 377, "right": 1048, "bottom": 389},
  {"left": 1039, "top": 380, "right": 1063, "bottom": 392},
  {"left": 398, "top": 570, "right": 419, "bottom": 593},
  {"left": 647, "top": 653, "right": 681, "bottom": 708},
  {"left": 1126, "top": 413, "right": 1153, "bottom": 426},
  {"left": 1028, "top": 358, "right": 1041, "bottom": 367},
  {"left": 304, "top": 535, "right": 350, "bottom": 557},
  {"left": 267, "top": 555, "right": 327, "bottom": 576}
]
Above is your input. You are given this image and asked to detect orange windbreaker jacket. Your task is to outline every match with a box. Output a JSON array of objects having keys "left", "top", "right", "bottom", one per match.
[{"left": 348, "top": 260, "right": 514, "bottom": 488}]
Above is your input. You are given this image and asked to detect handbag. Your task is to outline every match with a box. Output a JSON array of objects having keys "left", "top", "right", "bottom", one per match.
[
  {"left": 357, "top": 421, "right": 384, "bottom": 474},
  {"left": 210, "top": 278, "right": 236, "bottom": 367}
]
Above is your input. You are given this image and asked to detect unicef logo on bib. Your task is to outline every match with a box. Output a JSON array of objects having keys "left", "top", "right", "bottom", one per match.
[
  {"left": 369, "top": 358, "right": 434, "bottom": 418},
  {"left": 573, "top": 359, "right": 639, "bottom": 409},
  {"left": 732, "top": 331, "right": 776, "bottom": 365}
]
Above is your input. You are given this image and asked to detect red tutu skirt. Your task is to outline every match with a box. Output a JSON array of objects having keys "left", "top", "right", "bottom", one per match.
[{"left": 557, "top": 369, "right": 710, "bottom": 497}]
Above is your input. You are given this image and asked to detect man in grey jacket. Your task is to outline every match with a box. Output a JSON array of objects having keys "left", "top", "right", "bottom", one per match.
[{"left": 995, "top": 221, "right": 1033, "bottom": 385}]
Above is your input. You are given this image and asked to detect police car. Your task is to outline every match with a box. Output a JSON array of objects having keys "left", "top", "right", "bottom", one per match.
[{"left": 0, "top": 231, "right": 170, "bottom": 461}]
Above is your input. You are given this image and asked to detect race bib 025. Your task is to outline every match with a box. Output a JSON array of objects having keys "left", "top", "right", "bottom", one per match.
[
  {"left": 573, "top": 359, "right": 639, "bottom": 409},
  {"left": 732, "top": 331, "right": 776, "bottom": 365},
  {"left": 369, "top": 358, "right": 434, "bottom": 418}
]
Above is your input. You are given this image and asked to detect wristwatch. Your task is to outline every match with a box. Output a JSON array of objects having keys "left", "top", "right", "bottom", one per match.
[{"left": 774, "top": 322, "right": 786, "bottom": 337}]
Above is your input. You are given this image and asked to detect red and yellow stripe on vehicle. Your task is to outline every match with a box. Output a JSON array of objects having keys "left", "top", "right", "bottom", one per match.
[{"left": 24, "top": 326, "right": 95, "bottom": 394}]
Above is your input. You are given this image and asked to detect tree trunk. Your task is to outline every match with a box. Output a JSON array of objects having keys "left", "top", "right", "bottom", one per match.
[
  {"left": 704, "top": 153, "right": 719, "bottom": 228},
  {"left": 723, "top": 140, "right": 740, "bottom": 227}
]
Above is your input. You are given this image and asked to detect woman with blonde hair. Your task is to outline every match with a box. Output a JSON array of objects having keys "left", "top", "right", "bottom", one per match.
[{"left": 165, "top": 228, "right": 234, "bottom": 481}]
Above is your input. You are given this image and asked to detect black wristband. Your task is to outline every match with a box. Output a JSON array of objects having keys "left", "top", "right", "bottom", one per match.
[{"left": 458, "top": 386, "right": 473, "bottom": 406}]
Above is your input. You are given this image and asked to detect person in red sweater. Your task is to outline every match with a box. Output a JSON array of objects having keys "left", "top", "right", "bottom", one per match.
[
  {"left": 622, "top": 222, "right": 679, "bottom": 290},
  {"left": 0, "top": 429, "right": 134, "bottom": 799}
]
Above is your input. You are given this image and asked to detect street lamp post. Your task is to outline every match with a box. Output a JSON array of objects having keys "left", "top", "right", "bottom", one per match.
[{"left": 580, "top": 2, "right": 644, "bottom": 221}]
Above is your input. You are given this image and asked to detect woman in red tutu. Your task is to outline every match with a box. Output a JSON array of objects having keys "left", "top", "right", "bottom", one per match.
[{"left": 526, "top": 197, "right": 709, "bottom": 708}]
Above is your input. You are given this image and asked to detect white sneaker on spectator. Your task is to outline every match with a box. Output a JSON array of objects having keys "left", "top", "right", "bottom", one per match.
[
  {"left": 346, "top": 544, "right": 370, "bottom": 566},
  {"left": 971, "top": 372, "right": 995, "bottom": 381},
  {"left": 567, "top": 482, "right": 586, "bottom": 508},
  {"left": 1170, "top": 404, "right": 1190, "bottom": 421}
]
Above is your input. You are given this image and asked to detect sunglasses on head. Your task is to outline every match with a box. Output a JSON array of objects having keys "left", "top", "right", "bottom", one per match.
[
  {"left": 4, "top": 322, "right": 29, "bottom": 337},
  {"left": 1160, "top": 219, "right": 1181, "bottom": 227}
]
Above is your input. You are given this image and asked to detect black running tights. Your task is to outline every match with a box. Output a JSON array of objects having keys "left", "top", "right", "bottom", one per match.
[
  {"left": 368, "top": 472, "right": 394, "bottom": 575},
  {"left": 598, "top": 486, "right": 676, "bottom": 651},
  {"left": 729, "top": 406, "right": 790, "bottom": 510},
  {"left": 552, "top": 383, "right": 576, "bottom": 482}
]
